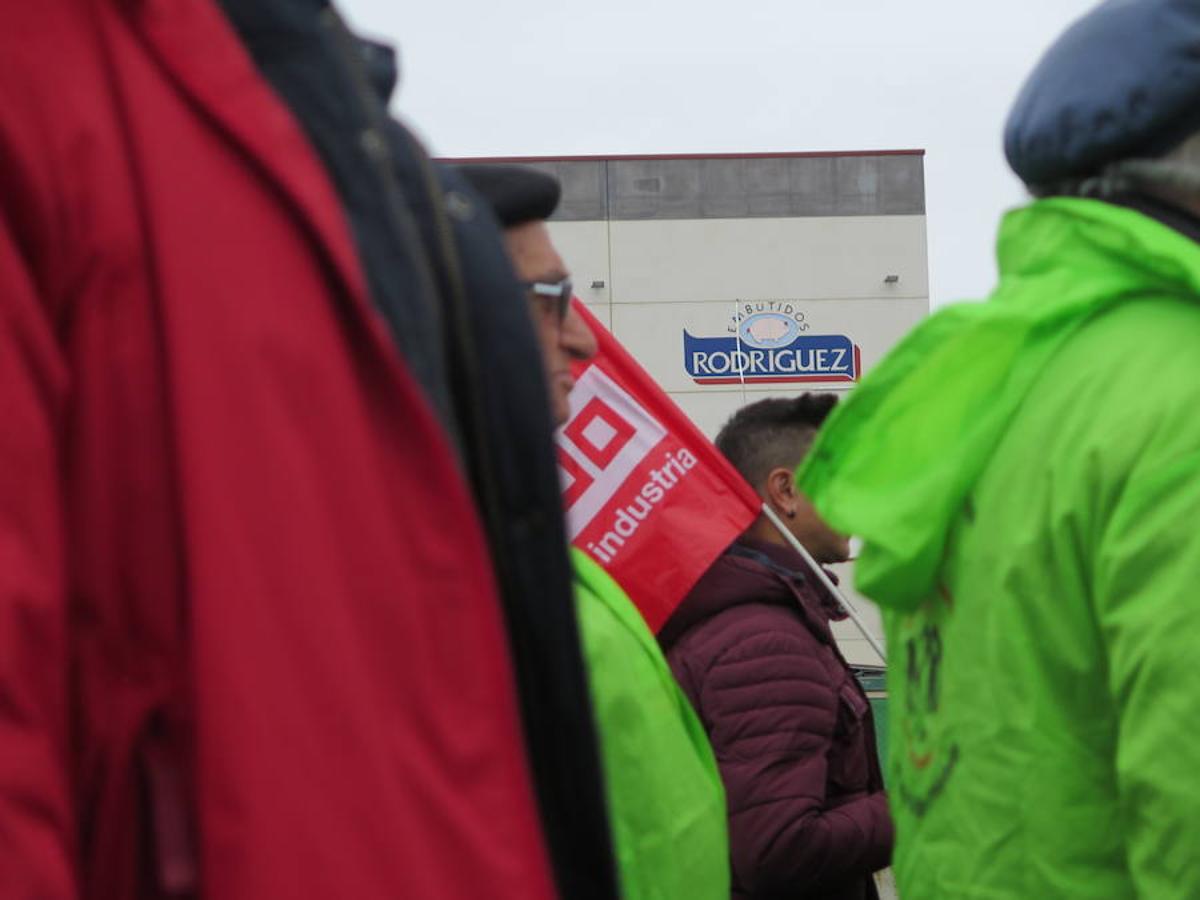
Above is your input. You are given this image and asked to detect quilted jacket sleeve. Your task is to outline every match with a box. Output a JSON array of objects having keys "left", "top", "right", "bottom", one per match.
[
  {"left": 697, "top": 621, "right": 892, "bottom": 895},
  {"left": 0, "top": 205, "right": 75, "bottom": 898}
]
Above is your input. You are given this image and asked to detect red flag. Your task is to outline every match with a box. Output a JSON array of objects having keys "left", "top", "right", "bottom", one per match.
[{"left": 558, "top": 301, "right": 762, "bottom": 632}]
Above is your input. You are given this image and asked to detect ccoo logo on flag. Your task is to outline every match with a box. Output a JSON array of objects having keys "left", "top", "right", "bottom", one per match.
[
  {"left": 557, "top": 301, "right": 762, "bottom": 631},
  {"left": 559, "top": 367, "right": 700, "bottom": 563}
]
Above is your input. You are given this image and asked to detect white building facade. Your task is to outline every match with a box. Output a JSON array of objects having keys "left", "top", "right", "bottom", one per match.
[
  {"left": 455, "top": 151, "right": 928, "bottom": 434},
  {"left": 454, "top": 151, "right": 930, "bottom": 665}
]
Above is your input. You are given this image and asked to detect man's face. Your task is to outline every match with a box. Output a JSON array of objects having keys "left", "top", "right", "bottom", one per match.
[
  {"left": 503, "top": 220, "right": 598, "bottom": 426},
  {"left": 789, "top": 490, "right": 852, "bottom": 565}
]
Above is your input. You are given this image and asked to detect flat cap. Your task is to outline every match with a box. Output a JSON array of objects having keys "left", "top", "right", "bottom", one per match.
[
  {"left": 1005, "top": 0, "right": 1200, "bottom": 186},
  {"left": 456, "top": 164, "right": 561, "bottom": 227}
]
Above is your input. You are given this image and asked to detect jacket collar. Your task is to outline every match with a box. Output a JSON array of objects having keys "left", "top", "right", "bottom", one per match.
[
  {"left": 1114, "top": 191, "right": 1200, "bottom": 246},
  {"left": 658, "top": 537, "right": 839, "bottom": 651},
  {"left": 730, "top": 538, "right": 847, "bottom": 621}
]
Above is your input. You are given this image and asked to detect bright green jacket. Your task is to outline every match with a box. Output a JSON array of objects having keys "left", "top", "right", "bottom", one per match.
[
  {"left": 572, "top": 550, "right": 730, "bottom": 900},
  {"left": 798, "top": 198, "right": 1200, "bottom": 898}
]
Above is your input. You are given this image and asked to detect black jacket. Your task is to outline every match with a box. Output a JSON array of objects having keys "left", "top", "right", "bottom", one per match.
[
  {"left": 217, "top": 3, "right": 618, "bottom": 897},
  {"left": 377, "top": 40, "right": 619, "bottom": 900},
  {"left": 421, "top": 157, "right": 620, "bottom": 900}
]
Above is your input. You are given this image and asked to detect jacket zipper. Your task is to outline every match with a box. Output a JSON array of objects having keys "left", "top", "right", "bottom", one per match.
[{"left": 141, "top": 728, "right": 198, "bottom": 897}]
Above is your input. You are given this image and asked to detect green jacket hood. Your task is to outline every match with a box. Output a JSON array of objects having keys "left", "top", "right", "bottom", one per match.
[{"left": 797, "top": 197, "right": 1200, "bottom": 611}]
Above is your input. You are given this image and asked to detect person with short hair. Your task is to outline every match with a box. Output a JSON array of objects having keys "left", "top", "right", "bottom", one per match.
[
  {"left": 460, "top": 163, "right": 732, "bottom": 900},
  {"left": 714, "top": 395, "right": 852, "bottom": 565},
  {"left": 659, "top": 394, "right": 893, "bottom": 900},
  {"left": 796, "top": 1, "right": 1200, "bottom": 895},
  {"left": 456, "top": 164, "right": 600, "bottom": 424}
]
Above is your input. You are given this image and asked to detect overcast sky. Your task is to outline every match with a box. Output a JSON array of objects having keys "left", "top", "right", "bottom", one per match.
[{"left": 339, "top": 0, "right": 1097, "bottom": 308}]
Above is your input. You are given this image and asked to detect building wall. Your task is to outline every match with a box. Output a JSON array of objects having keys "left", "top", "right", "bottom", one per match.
[
  {"left": 457, "top": 152, "right": 929, "bottom": 666},
  {"left": 555, "top": 214, "right": 927, "bottom": 439}
]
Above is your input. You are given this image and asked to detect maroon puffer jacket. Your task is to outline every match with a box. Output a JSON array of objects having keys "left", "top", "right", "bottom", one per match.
[{"left": 660, "top": 539, "right": 892, "bottom": 900}]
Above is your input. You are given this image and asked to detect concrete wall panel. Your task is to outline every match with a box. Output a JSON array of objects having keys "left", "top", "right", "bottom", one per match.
[
  {"left": 555, "top": 155, "right": 927, "bottom": 221},
  {"left": 456, "top": 153, "right": 924, "bottom": 221},
  {"left": 878, "top": 153, "right": 926, "bottom": 216},
  {"left": 608, "top": 159, "right": 705, "bottom": 219},
  {"left": 530, "top": 160, "right": 608, "bottom": 221}
]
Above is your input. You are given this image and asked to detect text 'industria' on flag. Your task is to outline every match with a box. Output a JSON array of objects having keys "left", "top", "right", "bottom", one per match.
[{"left": 557, "top": 300, "right": 762, "bottom": 632}]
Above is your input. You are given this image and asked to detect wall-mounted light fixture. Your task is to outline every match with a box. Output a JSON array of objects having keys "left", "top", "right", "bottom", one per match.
[{"left": 883, "top": 274, "right": 900, "bottom": 284}]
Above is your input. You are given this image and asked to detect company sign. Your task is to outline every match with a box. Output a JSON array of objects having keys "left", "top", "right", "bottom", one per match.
[{"left": 683, "top": 305, "right": 861, "bottom": 385}]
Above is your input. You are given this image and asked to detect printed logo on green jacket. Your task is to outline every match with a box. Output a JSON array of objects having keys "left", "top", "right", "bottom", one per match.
[{"left": 894, "top": 583, "right": 959, "bottom": 818}]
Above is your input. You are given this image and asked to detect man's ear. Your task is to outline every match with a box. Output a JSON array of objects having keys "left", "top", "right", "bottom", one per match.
[{"left": 763, "top": 467, "right": 798, "bottom": 517}]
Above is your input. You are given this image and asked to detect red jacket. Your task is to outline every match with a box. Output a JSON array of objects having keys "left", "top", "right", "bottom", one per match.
[
  {"left": 660, "top": 540, "right": 892, "bottom": 899},
  {"left": 0, "top": 2, "right": 555, "bottom": 898}
]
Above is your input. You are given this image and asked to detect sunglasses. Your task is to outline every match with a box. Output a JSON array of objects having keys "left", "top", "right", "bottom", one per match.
[{"left": 524, "top": 278, "right": 573, "bottom": 324}]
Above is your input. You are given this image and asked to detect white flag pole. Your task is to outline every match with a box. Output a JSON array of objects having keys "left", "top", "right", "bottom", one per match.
[{"left": 761, "top": 503, "right": 887, "bottom": 663}]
